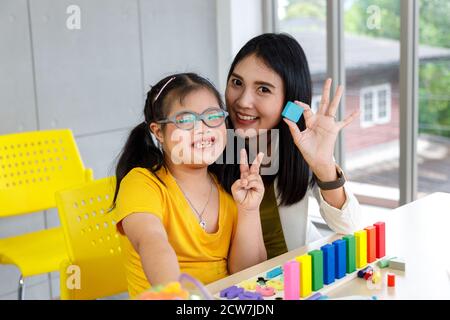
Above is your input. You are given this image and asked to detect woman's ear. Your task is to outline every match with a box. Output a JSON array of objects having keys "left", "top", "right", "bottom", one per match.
[{"left": 149, "top": 123, "right": 164, "bottom": 144}]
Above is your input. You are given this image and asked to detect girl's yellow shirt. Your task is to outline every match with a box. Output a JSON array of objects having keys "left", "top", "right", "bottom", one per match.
[{"left": 115, "top": 167, "right": 238, "bottom": 297}]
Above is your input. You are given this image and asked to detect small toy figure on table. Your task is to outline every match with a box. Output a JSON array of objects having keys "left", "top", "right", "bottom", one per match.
[{"left": 134, "top": 273, "right": 213, "bottom": 300}]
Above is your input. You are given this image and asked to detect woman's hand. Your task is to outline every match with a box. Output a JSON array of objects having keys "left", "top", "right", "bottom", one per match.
[
  {"left": 283, "top": 78, "right": 359, "bottom": 181},
  {"left": 231, "top": 149, "right": 265, "bottom": 212}
]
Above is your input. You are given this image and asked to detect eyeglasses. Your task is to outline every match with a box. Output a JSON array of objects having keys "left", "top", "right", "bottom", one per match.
[{"left": 157, "top": 107, "right": 228, "bottom": 130}]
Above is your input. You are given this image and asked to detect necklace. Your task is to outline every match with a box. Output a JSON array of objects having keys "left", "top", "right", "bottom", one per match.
[{"left": 173, "top": 174, "right": 213, "bottom": 230}]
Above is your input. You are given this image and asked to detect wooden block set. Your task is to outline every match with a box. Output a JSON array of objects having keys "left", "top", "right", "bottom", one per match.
[
  {"left": 281, "top": 221, "right": 387, "bottom": 299},
  {"left": 219, "top": 221, "right": 388, "bottom": 300}
]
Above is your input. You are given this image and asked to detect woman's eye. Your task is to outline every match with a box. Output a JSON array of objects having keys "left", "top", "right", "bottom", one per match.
[
  {"left": 258, "top": 86, "right": 271, "bottom": 94},
  {"left": 231, "top": 78, "right": 242, "bottom": 86}
]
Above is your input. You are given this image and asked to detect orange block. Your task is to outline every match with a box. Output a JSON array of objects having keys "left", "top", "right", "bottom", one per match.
[{"left": 364, "top": 226, "right": 376, "bottom": 263}]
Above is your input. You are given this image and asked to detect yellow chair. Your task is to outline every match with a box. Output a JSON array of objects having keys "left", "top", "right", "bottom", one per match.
[
  {"left": 0, "top": 129, "right": 93, "bottom": 299},
  {"left": 56, "top": 177, "right": 127, "bottom": 300}
]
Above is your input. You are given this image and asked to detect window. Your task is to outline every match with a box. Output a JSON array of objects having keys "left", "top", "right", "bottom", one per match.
[
  {"left": 360, "top": 84, "right": 392, "bottom": 128},
  {"left": 275, "top": 0, "right": 450, "bottom": 208},
  {"left": 418, "top": 0, "right": 450, "bottom": 197},
  {"left": 277, "top": 0, "right": 327, "bottom": 104},
  {"left": 378, "top": 89, "right": 388, "bottom": 119},
  {"left": 277, "top": 0, "right": 401, "bottom": 208},
  {"left": 343, "top": 0, "right": 400, "bottom": 208}
]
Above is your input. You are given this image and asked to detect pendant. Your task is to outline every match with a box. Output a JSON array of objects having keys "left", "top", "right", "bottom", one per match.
[{"left": 199, "top": 220, "right": 207, "bottom": 230}]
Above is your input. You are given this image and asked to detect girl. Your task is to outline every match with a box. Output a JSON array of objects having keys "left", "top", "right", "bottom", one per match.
[
  {"left": 220, "top": 33, "right": 362, "bottom": 259},
  {"left": 113, "top": 73, "right": 266, "bottom": 297}
]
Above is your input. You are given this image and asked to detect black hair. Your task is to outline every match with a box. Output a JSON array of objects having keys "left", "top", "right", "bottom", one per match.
[
  {"left": 218, "top": 33, "right": 314, "bottom": 206},
  {"left": 112, "top": 72, "right": 224, "bottom": 206}
]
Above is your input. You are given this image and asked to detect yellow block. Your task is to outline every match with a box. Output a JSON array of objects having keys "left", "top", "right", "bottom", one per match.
[
  {"left": 372, "top": 271, "right": 381, "bottom": 284},
  {"left": 266, "top": 279, "right": 283, "bottom": 291},
  {"left": 239, "top": 280, "right": 257, "bottom": 291},
  {"left": 355, "top": 230, "right": 368, "bottom": 268},
  {"left": 295, "top": 255, "right": 312, "bottom": 298}
]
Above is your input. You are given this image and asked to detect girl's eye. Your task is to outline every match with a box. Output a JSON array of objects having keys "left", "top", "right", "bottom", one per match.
[
  {"left": 258, "top": 86, "right": 271, "bottom": 94},
  {"left": 176, "top": 114, "right": 195, "bottom": 123},
  {"left": 231, "top": 78, "right": 242, "bottom": 86}
]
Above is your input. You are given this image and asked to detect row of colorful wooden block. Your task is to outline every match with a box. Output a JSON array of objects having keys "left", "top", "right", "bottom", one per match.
[{"left": 283, "top": 221, "right": 386, "bottom": 299}]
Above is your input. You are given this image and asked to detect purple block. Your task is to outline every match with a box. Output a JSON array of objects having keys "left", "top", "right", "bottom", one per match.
[
  {"left": 306, "top": 292, "right": 323, "bottom": 300},
  {"left": 220, "top": 285, "right": 237, "bottom": 298},
  {"left": 238, "top": 291, "right": 263, "bottom": 300},
  {"left": 227, "top": 287, "right": 244, "bottom": 299},
  {"left": 220, "top": 286, "right": 244, "bottom": 299}
]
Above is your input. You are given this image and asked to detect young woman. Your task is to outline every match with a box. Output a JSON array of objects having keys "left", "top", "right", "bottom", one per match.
[
  {"left": 219, "top": 33, "right": 362, "bottom": 259},
  {"left": 113, "top": 73, "right": 266, "bottom": 297}
]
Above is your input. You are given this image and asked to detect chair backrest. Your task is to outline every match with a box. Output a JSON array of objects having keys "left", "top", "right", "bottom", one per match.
[
  {"left": 56, "top": 176, "right": 127, "bottom": 300},
  {"left": 0, "top": 129, "right": 93, "bottom": 217}
]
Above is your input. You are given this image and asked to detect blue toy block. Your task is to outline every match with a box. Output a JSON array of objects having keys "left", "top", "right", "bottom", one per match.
[
  {"left": 321, "top": 244, "right": 335, "bottom": 285},
  {"left": 281, "top": 101, "right": 304, "bottom": 123},
  {"left": 266, "top": 266, "right": 283, "bottom": 279},
  {"left": 333, "top": 239, "right": 347, "bottom": 279}
]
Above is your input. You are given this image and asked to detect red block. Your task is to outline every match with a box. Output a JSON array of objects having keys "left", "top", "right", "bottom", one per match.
[
  {"left": 387, "top": 273, "right": 396, "bottom": 287},
  {"left": 373, "top": 222, "right": 386, "bottom": 258},
  {"left": 364, "top": 270, "right": 373, "bottom": 280},
  {"left": 364, "top": 226, "right": 376, "bottom": 263}
]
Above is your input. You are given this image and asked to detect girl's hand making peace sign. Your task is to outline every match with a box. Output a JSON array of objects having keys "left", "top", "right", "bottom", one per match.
[{"left": 231, "top": 149, "right": 265, "bottom": 212}]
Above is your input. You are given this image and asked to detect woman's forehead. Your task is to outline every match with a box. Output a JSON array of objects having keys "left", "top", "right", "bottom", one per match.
[{"left": 233, "top": 54, "right": 283, "bottom": 86}]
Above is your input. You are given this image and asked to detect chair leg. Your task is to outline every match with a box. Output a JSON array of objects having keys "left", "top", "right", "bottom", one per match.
[{"left": 18, "top": 275, "right": 25, "bottom": 300}]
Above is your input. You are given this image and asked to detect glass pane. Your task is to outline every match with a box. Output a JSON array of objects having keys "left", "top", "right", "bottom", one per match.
[
  {"left": 378, "top": 90, "right": 387, "bottom": 118},
  {"left": 344, "top": 0, "right": 401, "bottom": 207},
  {"left": 277, "top": 0, "right": 327, "bottom": 96},
  {"left": 418, "top": 0, "right": 450, "bottom": 196}
]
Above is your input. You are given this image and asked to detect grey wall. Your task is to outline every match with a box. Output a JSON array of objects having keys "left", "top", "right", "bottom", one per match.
[{"left": 0, "top": 0, "right": 218, "bottom": 299}]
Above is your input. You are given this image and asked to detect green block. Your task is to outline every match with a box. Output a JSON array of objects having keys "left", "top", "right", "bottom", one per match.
[
  {"left": 342, "top": 235, "right": 356, "bottom": 273},
  {"left": 377, "top": 259, "right": 390, "bottom": 268},
  {"left": 378, "top": 256, "right": 397, "bottom": 269},
  {"left": 308, "top": 250, "right": 324, "bottom": 291}
]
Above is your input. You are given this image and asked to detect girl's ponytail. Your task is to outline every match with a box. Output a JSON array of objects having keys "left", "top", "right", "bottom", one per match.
[{"left": 112, "top": 121, "right": 163, "bottom": 205}]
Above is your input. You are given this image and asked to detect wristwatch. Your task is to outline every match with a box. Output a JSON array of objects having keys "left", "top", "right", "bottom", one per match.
[{"left": 313, "top": 165, "right": 346, "bottom": 190}]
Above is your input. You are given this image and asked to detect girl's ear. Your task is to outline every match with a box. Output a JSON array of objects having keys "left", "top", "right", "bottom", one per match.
[{"left": 149, "top": 123, "right": 164, "bottom": 144}]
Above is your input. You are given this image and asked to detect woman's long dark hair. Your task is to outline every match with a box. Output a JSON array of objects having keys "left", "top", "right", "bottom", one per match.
[
  {"left": 112, "top": 72, "right": 224, "bottom": 206},
  {"left": 217, "top": 33, "right": 314, "bottom": 206}
]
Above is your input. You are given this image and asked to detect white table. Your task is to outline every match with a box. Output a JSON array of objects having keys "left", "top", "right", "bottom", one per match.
[{"left": 206, "top": 192, "right": 450, "bottom": 299}]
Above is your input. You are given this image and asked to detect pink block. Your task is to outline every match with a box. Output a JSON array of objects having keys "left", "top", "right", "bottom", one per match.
[
  {"left": 283, "top": 260, "right": 300, "bottom": 300},
  {"left": 256, "top": 285, "right": 275, "bottom": 297}
]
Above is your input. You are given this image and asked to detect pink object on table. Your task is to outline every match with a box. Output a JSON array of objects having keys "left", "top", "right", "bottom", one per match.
[
  {"left": 283, "top": 260, "right": 300, "bottom": 300},
  {"left": 255, "top": 285, "right": 275, "bottom": 297}
]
